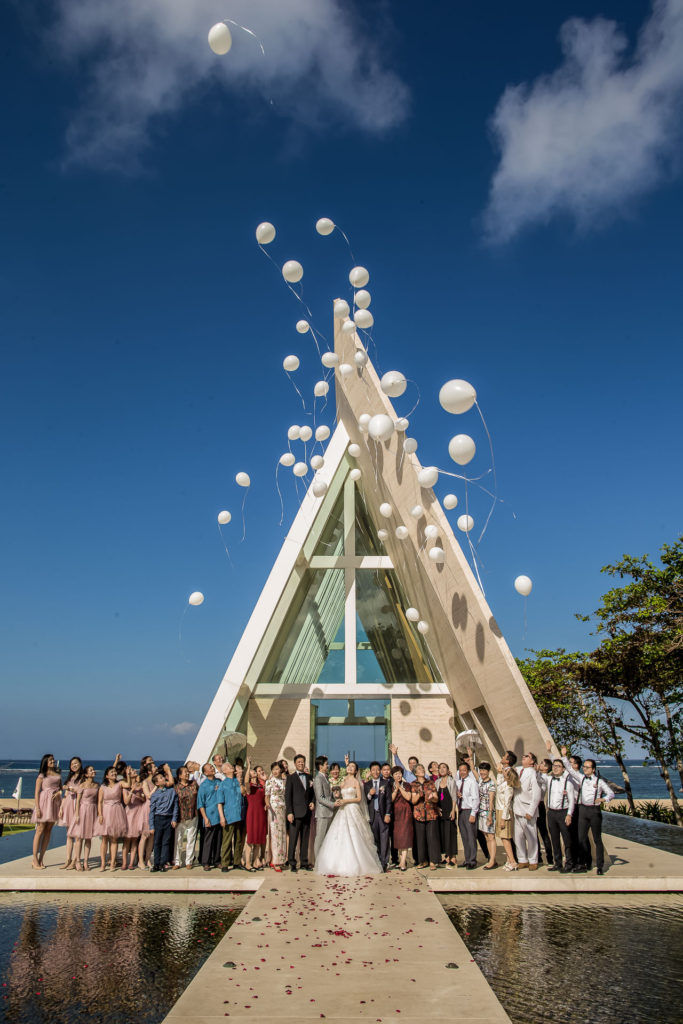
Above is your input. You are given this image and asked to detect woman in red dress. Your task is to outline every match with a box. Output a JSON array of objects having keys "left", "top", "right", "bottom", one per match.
[
  {"left": 390, "top": 765, "right": 414, "bottom": 871},
  {"left": 244, "top": 764, "right": 267, "bottom": 871}
]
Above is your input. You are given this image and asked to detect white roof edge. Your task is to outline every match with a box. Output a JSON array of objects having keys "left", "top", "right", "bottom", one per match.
[{"left": 187, "top": 421, "right": 351, "bottom": 763}]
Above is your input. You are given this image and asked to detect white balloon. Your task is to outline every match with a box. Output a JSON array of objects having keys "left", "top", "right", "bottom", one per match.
[
  {"left": 283, "top": 355, "right": 300, "bottom": 372},
  {"left": 410, "top": 505, "right": 424, "bottom": 519},
  {"left": 236, "top": 472, "right": 250, "bottom": 487},
  {"left": 349, "top": 468, "right": 361, "bottom": 481},
  {"left": 339, "top": 363, "right": 354, "bottom": 378},
  {"left": 368, "top": 414, "right": 394, "bottom": 442},
  {"left": 457, "top": 514, "right": 474, "bottom": 533},
  {"left": 424, "top": 524, "right": 438, "bottom": 539},
  {"left": 380, "top": 371, "right": 407, "bottom": 398},
  {"left": 334, "top": 299, "right": 350, "bottom": 319},
  {"left": 208, "top": 22, "right": 232, "bottom": 53},
  {"left": 448, "top": 434, "right": 476, "bottom": 466},
  {"left": 314, "top": 380, "right": 329, "bottom": 397},
  {"left": 316, "top": 217, "right": 335, "bottom": 236},
  {"left": 287, "top": 425, "right": 300, "bottom": 441},
  {"left": 379, "top": 502, "right": 393, "bottom": 518},
  {"left": 354, "top": 349, "right": 368, "bottom": 367},
  {"left": 299, "top": 425, "right": 312, "bottom": 442},
  {"left": 395, "top": 417, "right": 409, "bottom": 432},
  {"left": 349, "top": 266, "right": 370, "bottom": 288},
  {"left": 310, "top": 455, "right": 324, "bottom": 470},
  {"left": 377, "top": 528, "right": 389, "bottom": 541},
  {"left": 355, "top": 289, "right": 371, "bottom": 309},
  {"left": 255, "top": 220, "right": 275, "bottom": 244},
  {"left": 428, "top": 546, "right": 445, "bottom": 563},
  {"left": 417, "top": 620, "right": 430, "bottom": 634},
  {"left": 341, "top": 320, "right": 357, "bottom": 335},
  {"left": 395, "top": 525, "right": 409, "bottom": 540},
  {"left": 189, "top": 591, "right": 205, "bottom": 606},
  {"left": 358, "top": 413, "right": 371, "bottom": 431},
  {"left": 282, "top": 260, "right": 303, "bottom": 284},
  {"left": 439, "top": 379, "right": 477, "bottom": 415},
  {"left": 443, "top": 494, "right": 458, "bottom": 510},
  {"left": 417, "top": 466, "right": 439, "bottom": 489},
  {"left": 321, "top": 351, "right": 339, "bottom": 368},
  {"left": 354, "top": 309, "right": 374, "bottom": 329},
  {"left": 312, "top": 478, "right": 328, "bottom": 497},
  {"left": 296, "top": 320, "right": 310, "bottom": 334},
  {"left": 315, "top": 425, "right": 330, "bottom": 441},
  {"left": 217, "top": 511, "right": 232, "bottom": 525},
  {"left": 293, "top": 462, "right": 308, "bottom": 477},
  {"left": 279, "top": 452, "right": 295, "bottom": 467},
  {"left": 406, "top": 608, "right": 420, "bottom": 622},
  {"left": 403, "top": 437, "right": 418, "bottom": 454},
  {"left": 514, "top": 575, "right": 533, "bottom": 597},
  {"left": 348, "top": 443, "right": 361, "bottom": 458}
]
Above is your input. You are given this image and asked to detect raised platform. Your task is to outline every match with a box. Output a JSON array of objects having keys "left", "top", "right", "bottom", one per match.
[
  {"left": 162, "top": 869, "right": 512, "bottom": 1024},
  {"left": 1, "top": 836, "right": 681, "bottom": 893}
]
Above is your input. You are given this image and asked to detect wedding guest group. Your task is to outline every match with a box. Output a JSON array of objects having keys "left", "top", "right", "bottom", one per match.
[{"left": 28, "top": 738, "right": 614, "bottom": 874}]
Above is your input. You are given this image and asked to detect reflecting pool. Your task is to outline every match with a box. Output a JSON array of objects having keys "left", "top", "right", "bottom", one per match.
[
  {"left": 0, "top": 893, "right": 247, "bottom": 1023},
  {"left": 441, "top": 894, "right": 683, "bottom": 1024}
]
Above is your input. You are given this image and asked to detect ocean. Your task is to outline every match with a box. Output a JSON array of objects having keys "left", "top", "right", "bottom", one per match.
[{"left": 0, "top": 758, "right": 679, "bottom": 801}]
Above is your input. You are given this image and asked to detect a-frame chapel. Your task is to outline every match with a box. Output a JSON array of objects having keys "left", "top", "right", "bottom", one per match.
[{"left": 188, "top": 311, "right": 551, "bottom": 770}]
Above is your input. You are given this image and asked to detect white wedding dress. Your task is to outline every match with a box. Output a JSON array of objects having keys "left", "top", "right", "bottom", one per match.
[{"left": 314, "top": 785, "right": 383, "bottom": 876}]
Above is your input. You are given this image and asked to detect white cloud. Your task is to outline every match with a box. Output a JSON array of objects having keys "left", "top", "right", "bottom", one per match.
[
  {"left": 170, "top": 721, "right": 196, "bottom": 736},
  {"left": 484, "top": 0, "right": 683, "bottom": 243},
  {"left": 49, "top": 0, "right": 409, "bottom": 172}
]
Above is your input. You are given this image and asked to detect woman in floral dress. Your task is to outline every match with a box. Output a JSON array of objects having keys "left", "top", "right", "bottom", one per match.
[{"left": 265, "top": 761, "right": 287, "bottom": 871}]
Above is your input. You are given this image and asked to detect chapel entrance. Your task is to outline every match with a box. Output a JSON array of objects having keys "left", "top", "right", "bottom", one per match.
[{"left": 311, "top": 698, "right": 391, "bottom": 768}]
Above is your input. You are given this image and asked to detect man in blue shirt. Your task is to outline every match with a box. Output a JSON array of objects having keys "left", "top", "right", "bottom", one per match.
[
  {"left": 197, "top": 763, "right": 222, "bottom": 870},
  {"left": 148, "top": 770, "right": 179, "bottom": 871},
  {"left": 389, "top": 744, "right": 418, "bottom": 783},
  {"left": 218, "top": 763, "right": 246, "bottom": 872}
]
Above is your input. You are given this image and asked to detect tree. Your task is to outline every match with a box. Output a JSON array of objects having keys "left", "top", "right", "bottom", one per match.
[
  {"left": 518, "top": 649, "right": 637, "bottom": 813},
  {"left": 580, "top": 538, "right": 683, "bottom": 824}
]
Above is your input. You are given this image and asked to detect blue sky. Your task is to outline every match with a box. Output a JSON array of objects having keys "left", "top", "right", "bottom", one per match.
[{"left": 1, "top": 0, "right": 681, "bottom": 759}]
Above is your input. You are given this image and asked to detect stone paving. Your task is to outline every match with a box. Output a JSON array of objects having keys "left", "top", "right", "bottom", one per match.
[{"left": 161, "top": 869, "right": 512, "bottom": 1024}]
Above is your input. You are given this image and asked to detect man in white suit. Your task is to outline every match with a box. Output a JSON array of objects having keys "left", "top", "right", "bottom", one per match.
[{"left": 513, "top": 752, "right": 543, "bottom": 869}]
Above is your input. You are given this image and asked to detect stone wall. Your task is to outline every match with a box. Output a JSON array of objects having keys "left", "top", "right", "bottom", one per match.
[
  {"left": 247, "top": 697, "right": 311, "bottom": 765},
  {"left": 390, "top": 695, "right": 458, "bottom": 768}
]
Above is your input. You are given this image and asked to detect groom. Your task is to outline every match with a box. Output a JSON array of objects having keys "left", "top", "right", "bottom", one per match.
[
  {"left": 285, "top": 753, "right": 315, "bottom": 871},
  {"left": 364, "top": 761, "right": 392, "bottom": 870},
  {"left": 312, "top": 755, "right": 338, "bottom": 860}
]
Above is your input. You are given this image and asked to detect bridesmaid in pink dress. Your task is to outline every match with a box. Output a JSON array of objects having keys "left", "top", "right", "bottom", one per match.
[
  {"left": 58, "top": 756, "right": 84, "bottom": 870},
  {"left": 96, "top": 766, "right": 130, "bottom": 871},
  {"left": 69, "top": 765, "right": 99, "bottom": 870},
  {"left": 31, "top": 754, "right": 62, "bottom": 869},
  {"left": 123, "top": 768, "right": 149, "bottom": 870}
]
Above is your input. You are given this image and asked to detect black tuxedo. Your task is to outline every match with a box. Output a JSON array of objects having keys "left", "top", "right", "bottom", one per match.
[
  {"left": 364, "top": 777, "right": 392, "bottom": 868},
  {"left": 285, "top": 770, "right": 314, "bottom": 869}
]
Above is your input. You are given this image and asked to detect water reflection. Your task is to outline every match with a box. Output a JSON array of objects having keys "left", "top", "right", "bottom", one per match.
[
  {"left": 0, "top": 893, "right": 246, "bottom": 1023},
  {"left": 441, "top": 894, "right": 683, "bottom": 1024}
]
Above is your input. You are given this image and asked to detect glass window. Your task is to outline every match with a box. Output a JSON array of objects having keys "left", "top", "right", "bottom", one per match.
[
  {"left": 313, "top": 493, "right": 344, "bottom": 556},
  {"left": 257, "top": 569, "right": 345, "bottom": 686},
  {"left": 356, "top": 569, "right": 438, "bottom": 685},
  {"left": 355, "top": 489, "right": 382, "bottom": 555}
]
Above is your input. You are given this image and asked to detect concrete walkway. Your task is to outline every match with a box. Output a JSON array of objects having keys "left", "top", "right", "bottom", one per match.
[
  {"left": 1, "top": 835, "right": 680, "bottom": 893},
  {"left": 162, "top": 869, "right": 512, "bottom": 1024}
]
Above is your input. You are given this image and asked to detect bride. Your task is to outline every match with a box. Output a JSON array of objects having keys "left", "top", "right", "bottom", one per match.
[{"left": 314, "top": 761, "right": 383, "bottom": 876}]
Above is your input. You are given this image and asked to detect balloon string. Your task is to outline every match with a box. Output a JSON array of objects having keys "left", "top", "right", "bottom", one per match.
[
  {"left": 217, "top": 523, "right": 234, "bottom": 567},
  {"left": 463, "top": 478, "right": 485, "bottom": 595},
  {"left": 275, "top": 459, "right": 285, "bottom": 527},
  {"left": 178, "top": 605, "right": 191, "bottom": 663},
  {"left": 336, "top": 225, "right": 357, "bottom": 266},
  {"left": 284, "top": 369, "right": 306, "bottom": 410},
  {"left": 308, "top": 325, "right": 325, "bottom": 358},
  {"left": 523, "top": 596, "right": 528, "bottom": 643},
  {"left": 222, "top": 19, "right": 266, "bottom": 56},
  {"left": 403, "top": 378, "right": 422, "bottom": 421},
  {"left": 474, "top": 400, "right": 498, "bottom": 546},
  {"left": 241, "top": 488, "right": 249, "bottom": 542},
  {"left": 257, "top": 242, "right": 315, "bottom": 322}
]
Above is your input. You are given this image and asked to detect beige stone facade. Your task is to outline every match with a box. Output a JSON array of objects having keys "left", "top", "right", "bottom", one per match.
[
  {"left": 247, "top": 697, "right": 311, "bottom": 765},
  {"left": 390, "top": 695, "right": 458, "bottom": 768}
]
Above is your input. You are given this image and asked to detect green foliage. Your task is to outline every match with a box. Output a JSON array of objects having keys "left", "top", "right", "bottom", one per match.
[
  {"left": 608, "top": 801, "right": 677, "bottom": 826},
  {"left": 517, "top": 649, "right": 588, "bottom": 749}
]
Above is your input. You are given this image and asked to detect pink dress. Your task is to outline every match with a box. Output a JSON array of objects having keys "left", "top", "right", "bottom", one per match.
[
  {"left": 59, "top": 781, "right": 81, "bottom": 829},
  {"left": 68, "top": 785, "right": 99, "bottom": 840},
  {"left": 95, "top": 783, "right": 128, "bottom": 838},
  {"left": 31, "top": 774, "right": 62, "bottom": 823},
  {"left": 125, "top": 788, "right": 149, "bottom": 838}
]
